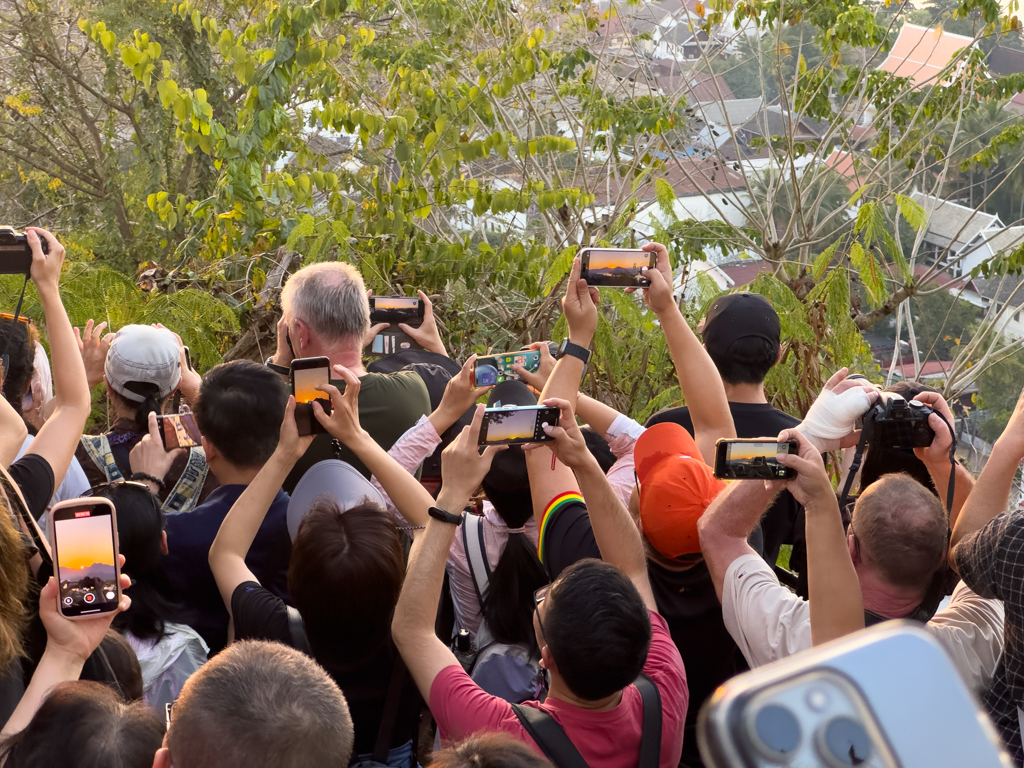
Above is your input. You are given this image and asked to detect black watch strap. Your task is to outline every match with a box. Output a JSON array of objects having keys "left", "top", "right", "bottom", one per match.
[
  {"left": 265, "top": 356, "right": 291, "bottom": 376},
  {"left": 559, "top": 340, "right": 592, "bottom": 365},
  {"left": 428, "top": 506, "right": 463, "bottom": 525}
]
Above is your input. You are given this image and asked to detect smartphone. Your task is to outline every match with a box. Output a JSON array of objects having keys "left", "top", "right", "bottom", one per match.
[
  {"left": 49, "top": 498, "right": 122, "bottom": 620},
  {"left": 478, "top": 406, "right": 559, "bottom": 446},
  {"left": 370, "top": 329, "right": 420, "bottom": 356},
  {"left": 369, "top": 296, "right": 424, "bottom": 326},
  {"left": 474, "top": 350, "right": 542, "bottom": 387},
  {"left": 578, "top": 248, "right": 655, "bottom": 287},
  {"left": 183, "top": 346, "right": 193, "bottom": 372},
  {"left": 291, "top": 356, "right": 332, "bottom": 436},
  {"left": 714, "top": 438, "right": 798, "bottom": 480},
  {"left": 698, "top": 623, "right": 1010, "bottom": 768},
  {"left": 158, "top": 412, "right": 202, "bottom": 449}
]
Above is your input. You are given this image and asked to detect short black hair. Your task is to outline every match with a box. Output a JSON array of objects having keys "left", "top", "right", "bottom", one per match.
[
  {"left": 544, "top": 559, "right": 652, "bottom": 700},
  {"left": 0, "top": 320, "right": 37, "bottom": 415},
  {"left": 193, "top": 361, "right": 288, "bottom": 468},
  {"left": 707, "top": 335, "right": 779, "bottom": 386}
]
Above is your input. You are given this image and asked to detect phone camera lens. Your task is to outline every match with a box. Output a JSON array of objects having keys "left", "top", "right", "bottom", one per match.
[
  {"left": 750, "top": 704, "right": 801, "bottom": 759},
  {"left": 817, "top": 716, "right": 872, "bottom": 767}
]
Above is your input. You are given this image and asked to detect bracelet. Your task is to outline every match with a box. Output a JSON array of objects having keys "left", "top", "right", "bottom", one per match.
[{"left": 130, "top": 473, "right": 163, "bottom": 489}]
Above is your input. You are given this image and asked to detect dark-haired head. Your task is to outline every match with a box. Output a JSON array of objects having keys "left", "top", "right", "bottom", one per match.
[
  {"left": 108, "top": 385, "right": 167, "bottom": 433},
  {"left": 539, "top": 559, "right": 651, "bottom": 701},
  {"left": 288, "top": 499, "right": 405, "bottom": 656},
  {"left": 0, "top": 680, "right": 164, "bottom": 768},
  {"left": 0, "top": 321, "right": 38, "bottom": 416},
  {"left": 90, "top": 482, "right": 186, "bottom": 641},
  {"left": 80, "top": 630, "right": 145, "bottom": 702},
  {"left": 706, "top": 335, "right": 780, "bottom": 386},
  {"left": 860, "top": 380, "right": 942, "bottom": 494},
  {"left": 194, "top": 360, "right": 288, "bottom": 468},
  {"left": 429, "top": 732, "right": 554, "bottom": 768}
]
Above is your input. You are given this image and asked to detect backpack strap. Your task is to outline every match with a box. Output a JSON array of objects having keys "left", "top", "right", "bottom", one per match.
[
  {"left": 463, "top": 512, "right": 491, "bottom": 604},
  {"left": 161, "top": 447, "right": 209, "bottom": 514},
  {"left": 511, "top": 703, "right": 590, "bottom": 768},
  {"left": 635, "top": 673, "right": 662, "bottom": 768},
  {"left": 79, "top": 435, "right": 123, "bottom": 482},
  {"left": 286, "top": 606, "right": 312, "bottom": 655},
  {"left": 371, "top": 654, "right": 410, "bottom": 764}
]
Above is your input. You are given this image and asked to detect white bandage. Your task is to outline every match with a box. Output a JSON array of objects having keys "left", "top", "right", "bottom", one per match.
[{"left": 795, "top": 387, "right": 876, "bottom": 452}]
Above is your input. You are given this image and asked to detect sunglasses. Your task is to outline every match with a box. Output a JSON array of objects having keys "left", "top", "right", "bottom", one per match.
[
  {"left": 534, "top": 584, "right": 550, "bottom": 640},
  {"left": 0, "top": 312, "right": 31, "bottom": 326},
  {"left": 83, "top": 480, "right": 157, "bottom": 497}
]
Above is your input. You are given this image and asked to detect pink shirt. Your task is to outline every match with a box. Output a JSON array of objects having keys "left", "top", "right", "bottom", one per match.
[{"left": 429, "top": 612, "right": 688, "bottom": 768}]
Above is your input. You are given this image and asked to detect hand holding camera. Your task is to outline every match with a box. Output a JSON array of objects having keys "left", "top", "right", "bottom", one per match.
[
  {"left": 907, "top": 391, "right": 957, "bottom": 467},
  {"left": 626, "top": 242, "right": 676, "bottom": 316},
  {"left": 529, "top": 397, "right": 594, "bottom": 472},
  {"left": 773, "top": 429, "right": 835, "bottom": 511},
  {"left": 39, "top": 564, "right": 131, "bottom": 663},
  {"left": 433, "top": 355, "right": 493, "bottom": 430},
  {"left": 129, "top": 412, "right": 186, "bottom": 489},
  {"left": 795, "top": 368, "right": 880, "bottom": 452},
  {"left": 511, "top": 342, "right": 557, "bottom": 391},
  {"left": 562, "top": 256, "right": 600, "bottom": 349}
]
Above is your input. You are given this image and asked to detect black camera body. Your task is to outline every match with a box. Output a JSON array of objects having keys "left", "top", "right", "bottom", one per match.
[
  {"left": 0, "top": 227, "right": 47, "bottom": 275},
  {"left": 863, "top": 392, "right": 935, "bottom": 449}
]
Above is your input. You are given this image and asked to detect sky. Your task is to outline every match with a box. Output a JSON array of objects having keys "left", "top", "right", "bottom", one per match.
[
  {"left": 726, "top": 441, "right": 783, "bottom": 461},
  {"left": 293, "top": 366, "right": 328, "bottom": 403},
  {"left": 374, "top": 297, "right": 419, "bottom": 310},
  {"left": 486, "top": 409, "right": 537, "bottom": 441},
  {"left": 587, "top": 249, "right": 648, "bottom": 272},
  {"left": 55, "top": 515, "right": 115, "bottom": 572}
]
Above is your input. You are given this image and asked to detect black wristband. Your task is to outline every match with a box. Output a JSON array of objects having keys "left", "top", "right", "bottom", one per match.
[
  {"left": 130, "top": 473, "right": 163, "bottom": 490},
  {"left": 264, "top": 356, "right": 291, "bottom": 376},
  {"left": 428, "top": 506, "right": 463, "bottom": 525}
]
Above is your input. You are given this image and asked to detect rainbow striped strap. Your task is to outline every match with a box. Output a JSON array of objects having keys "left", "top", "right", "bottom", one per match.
[{"left": 537, "top": 491, "right": 585, "bottom": 563}]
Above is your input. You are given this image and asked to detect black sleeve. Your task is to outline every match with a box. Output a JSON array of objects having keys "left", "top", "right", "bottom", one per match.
[
  {"left": 539, "top": 501, "right": 601, "bottom": 582},
  {"left": 231, "top": 581, "right": 291, "bottom": 644},
  {"left": 8, "top": 454, "right": 55, "bottom": 522}
]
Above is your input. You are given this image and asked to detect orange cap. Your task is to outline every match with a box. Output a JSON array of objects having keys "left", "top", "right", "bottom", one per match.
[{"left": 634, "top": 423, "right": 727, "bottom": 558}]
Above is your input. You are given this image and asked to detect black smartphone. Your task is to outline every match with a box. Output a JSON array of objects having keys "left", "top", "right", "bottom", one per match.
[
  {"left": 369, "top": 329, "right": 421, "bottom": 356},
  {"left": 369, "top": 296, "right": 425, "bottom": 327},
  {"left": 183, "top": 346, "right": 193, "bottom": 372},
  {"left": 579, "top": 248, "right": 655, "bottom": 287},
  {"left": 291, "top": 356, "right": 333, "bottom": 436},
  {"left": 478, "top": 406, "right": 559, "bottom": 446},
  {"left": 158, "top": 412, "right": 202, "bottom": 449},
  {"left": 49, "top": 497, "right": 121, "bottom": 620},
  {"left": 714, "top": 439, "right": 799, "bottom": 480},
  {"left": 474, "top": 350, "right": 541, "bottom": 387},
  {"left": 0, "top": 226, "right": 43, "bottom": 275}
]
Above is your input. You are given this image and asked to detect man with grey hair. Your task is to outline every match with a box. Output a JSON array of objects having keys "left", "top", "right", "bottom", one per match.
[
  {"left": 270, "top": 261, "right": 430, "bottom": 489},
  {"left": 152, "top": 640, "right": 355, "bottom": 768}
]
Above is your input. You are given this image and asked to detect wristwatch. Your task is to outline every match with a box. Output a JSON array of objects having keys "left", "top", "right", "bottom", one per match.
[
  {"left": 265, "top": 355, "right": 290, "bottom": 376},
  {"left": 428, "top": 506, "right": 463, "bottom": 525},
  {"left": 558, "top": 338, "right": 592, "bottom": 378}
]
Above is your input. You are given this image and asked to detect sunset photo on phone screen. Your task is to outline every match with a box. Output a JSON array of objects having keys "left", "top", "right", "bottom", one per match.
[{"left": 56, "top": 513, "right": 117, "bottom": 611}]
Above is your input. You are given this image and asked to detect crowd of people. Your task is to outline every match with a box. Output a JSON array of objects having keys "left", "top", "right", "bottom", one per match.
[{"left": 0, "top": 226, "right": 1020, "bottom": 766}]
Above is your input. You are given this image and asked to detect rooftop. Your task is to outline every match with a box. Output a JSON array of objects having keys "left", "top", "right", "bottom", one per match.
[
  {"left": 878, "top": 23, "right": 974, "bottom": 89},
  {"left": 910, "top": 192, "right": 1001, "bottom": 251},
  {"left": 694, "top": 97, "right": 763, "bottom": 128}
]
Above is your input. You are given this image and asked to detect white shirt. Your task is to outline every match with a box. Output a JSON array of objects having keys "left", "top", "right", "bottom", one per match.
[
  {"left": 721, "top": 553, "right": 1005, "bottom": 692},
  {"left": 15, "top": 435, "right": 91, "bottom": 507}
]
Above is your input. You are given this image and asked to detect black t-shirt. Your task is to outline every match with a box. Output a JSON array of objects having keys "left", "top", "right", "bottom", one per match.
[
  {"left": 231, "top": 582, "right": 422, "bottom": 755},
  {"left": 8, "top": 453, "right": 55, "bottom": 522},
  {"left": 646, "top": 403, "right": 804, "bottom": 572}
]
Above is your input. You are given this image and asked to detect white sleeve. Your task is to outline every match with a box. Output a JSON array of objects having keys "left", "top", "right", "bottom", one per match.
[
  {"left": 926, "top": 581, "right": 1005, "bottom": 692},
  {"left": 605, "top": 414, "right": 646, "bottom": 442},
  {"left": 721, "top": 554, "right": 813, "bottom": 668},
  {"left": 52, "top": 456, "right": 91, "bottom": 505}
]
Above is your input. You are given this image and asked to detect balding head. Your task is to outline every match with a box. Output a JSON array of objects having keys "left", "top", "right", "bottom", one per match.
[
  {"left": 281, "top": 261, "right": 369, "bottom": 348},
  {"left": 851, "top": 473, "right": 947, "bottom": 592}
]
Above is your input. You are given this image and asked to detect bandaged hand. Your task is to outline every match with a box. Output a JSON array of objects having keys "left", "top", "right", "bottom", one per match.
[{"left": 795, "top": 368, "right": 880, "bottom": 452}]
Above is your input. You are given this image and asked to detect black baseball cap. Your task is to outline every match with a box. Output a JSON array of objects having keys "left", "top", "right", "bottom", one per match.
[
  {"left": 701, "top": 292, "right": 780, "bottom": 357},
  {"left": 486, "top": 380, "right": 538, "bottom": 408}
]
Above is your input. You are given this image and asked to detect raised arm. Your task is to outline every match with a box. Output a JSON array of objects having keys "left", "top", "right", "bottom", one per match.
[
  {"left": 539, "top": 397, "right": 655, "bottom": 609},
  {"left": 776, "top": 429, "right": 864, "bottom": 645},
  {"left": 910, "top": 391, "right": 974, "bottom": 527},
  {"left": 639, "top": 242, "right": 734, "bottom": 460},
  {"left": 209, "top": 398, "right": 313, "bottom": 614},
  {"left": 0, "top": 394, "right": 27, "bottom": 468},
  {"left": 950, "top": 390, "right": 1024, "bottom": 568},
  {"left": 23, "top": 229, "right": 91, "bottom": 489},
  {"left": 392, "top": 407, "right": 503, "bottom": 701}
]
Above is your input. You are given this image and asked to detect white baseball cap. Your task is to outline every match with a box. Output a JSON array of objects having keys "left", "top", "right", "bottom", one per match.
[
  {"left": 104, "top": 325, "right": 181, "bottom": 403},
  {"left": 286, "top": 460, "right": 387, "bottom": 541}
]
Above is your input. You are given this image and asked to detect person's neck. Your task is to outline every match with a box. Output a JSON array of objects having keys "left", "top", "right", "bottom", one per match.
[
  {"left": 210, "top": 460, "right": 263, "bottom": 487},
  {"left": 299, "top": 339, "right": 366, "bottom": 377},
  {"left": 722, "top": 381, "right": 768, "bottom": 405},
  {"left": 856, "top": 563, "right": 924, "bottom": 619},
  {"left": 546, "top": 675, "right": 623, "bottom": 711}
]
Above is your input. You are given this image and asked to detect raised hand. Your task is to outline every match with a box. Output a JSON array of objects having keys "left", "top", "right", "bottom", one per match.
[
  {"left": 74, "top": 319, "right": 112, "bottom": 390},
  {"left": 511, "top": 342, "right": 556, "bottom": 391},
  {"left": 562, "top": 256, "right": 599, "bottom": 348},
  {"left": 398, "top": 290, "right": 448, "bottom": 356},
  {"left": 313, "top": 364, "right": 367, "bottom": 445},
  {"left": 440, "top": 404, "right": 505, "bottom": 502},
  {"left": 277, "top": 395, "right": 316, "bottom": 462}
]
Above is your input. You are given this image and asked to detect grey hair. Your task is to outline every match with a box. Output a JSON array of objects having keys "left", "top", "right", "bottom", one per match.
[
  {"left": 166, "top": 640, "right": 354, "bottom": 768},
  {"left": 281, "top": 261, "right": 369, "bottom": 345}
]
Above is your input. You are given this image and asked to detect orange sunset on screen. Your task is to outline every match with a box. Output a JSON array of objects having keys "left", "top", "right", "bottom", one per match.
[
  {"left": 588, "top": 250, "right": 646, "bottom": 271},
  {"left": 55, "top": 515, "right": 115, "bottom": 572}
]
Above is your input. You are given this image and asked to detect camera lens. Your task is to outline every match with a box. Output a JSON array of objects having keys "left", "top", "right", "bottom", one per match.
[
  {"left": 817, "top": 716, "right": 872, "bottom": 767},
  {"left": 750, "top": 704, "right": 801, "bottom": 758}
]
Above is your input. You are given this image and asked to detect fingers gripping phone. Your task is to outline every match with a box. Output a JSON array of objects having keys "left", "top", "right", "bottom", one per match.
[
  {"left": 158, "top": 412, "right": 202, "bottom": 450},
  {"left": 579, "top": 248, "right": 655, "bottom": 287},
  {"left": 478, "top": 406, "right": 559, "bottom": 446},
  {"left": 369, "top": 296, "right": 425, "bottom": 327},
  {"left": 714, "top": 439, "right": 798, "bottom": 480},
  {"left": 474, "top": 350, "right": 542, "bottom": 387},
  {"left": 698, "top": 623, "right": 1011, "bottom": 768},
  {"left": 49, "top": 498, "right": 122, "bottom": 620},
  {"left": 291, "top": 357, "right": 333, "bottom": 436}
]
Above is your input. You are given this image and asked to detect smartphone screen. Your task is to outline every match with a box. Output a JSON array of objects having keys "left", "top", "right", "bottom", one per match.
[
  {"left": 369, "top": 296, "right": 424, "bottom": 326},
  {"left": 159, "top": 413, "right": 201, "bottom": 449},
  {"left": 291, "top": 357, "right": 332, "bottom": 436},
  {"left": 479, "top": 406, "right": 559, "bottom": 446},
  {"left": 579, "top": 248, "right": 655, "bottom": 287},
  {"left": 714, "top": 439, "right": 798, "bottom": 480},
  {"left": 52, "top": 500, "right": 120, "bottom": 618},
  {"left": 474, "top": 351, "right": 541, "bottom": 387}
]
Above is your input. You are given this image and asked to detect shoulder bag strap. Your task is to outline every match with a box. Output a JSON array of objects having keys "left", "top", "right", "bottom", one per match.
[
  {"left": 371, "top": 653, "right": 410, "bottom": 764},
  {"left": 161, "top": 447, "right": 209, "bottom": 514},
  {"left": 463, "top": 513, "right": 491, "bottom": 605},
  {"left": 635, "top": 673, "right": 663, "bottom": 768},
  {"left": 80, "top": 434, "right": 123, "bottom": 482},
  {"left": 511, "top": 703, "right": 590, "bottom": 768}
]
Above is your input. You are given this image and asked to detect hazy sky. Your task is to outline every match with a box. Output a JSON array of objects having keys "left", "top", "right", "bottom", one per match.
[
  {"left": 727, "top": 442, "right": 781, "bottom": 461},
  {"left": 375, "top": 297, "right": 418, "bottom": 309},
  {"left": 293, "top": 366, "right": 328, "bottom": 403},
  {"left": 487, "top": 410, "right": 536, "bottom": 441},
  {"left": 588, "top": 249, "right": 646, "bottom": 271},
  {"left": 55, "top": 515, "right": 115, "bottom": 572}
]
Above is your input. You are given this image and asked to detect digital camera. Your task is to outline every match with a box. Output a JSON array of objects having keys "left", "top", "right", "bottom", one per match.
[
  {"left": 0, "top": 226, "right": 47, "bottom": 275},
  {"left": 862, "top": 392, "right": 934, "bottom": 449}
]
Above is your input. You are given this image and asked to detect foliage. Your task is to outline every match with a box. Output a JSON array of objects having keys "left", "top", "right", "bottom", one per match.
[
  {"left": 878, "top": 291, "right": 982, "bottom": 362},
  {"left": 976, "top": 346, "right": 1024, "bottom": 442}
]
